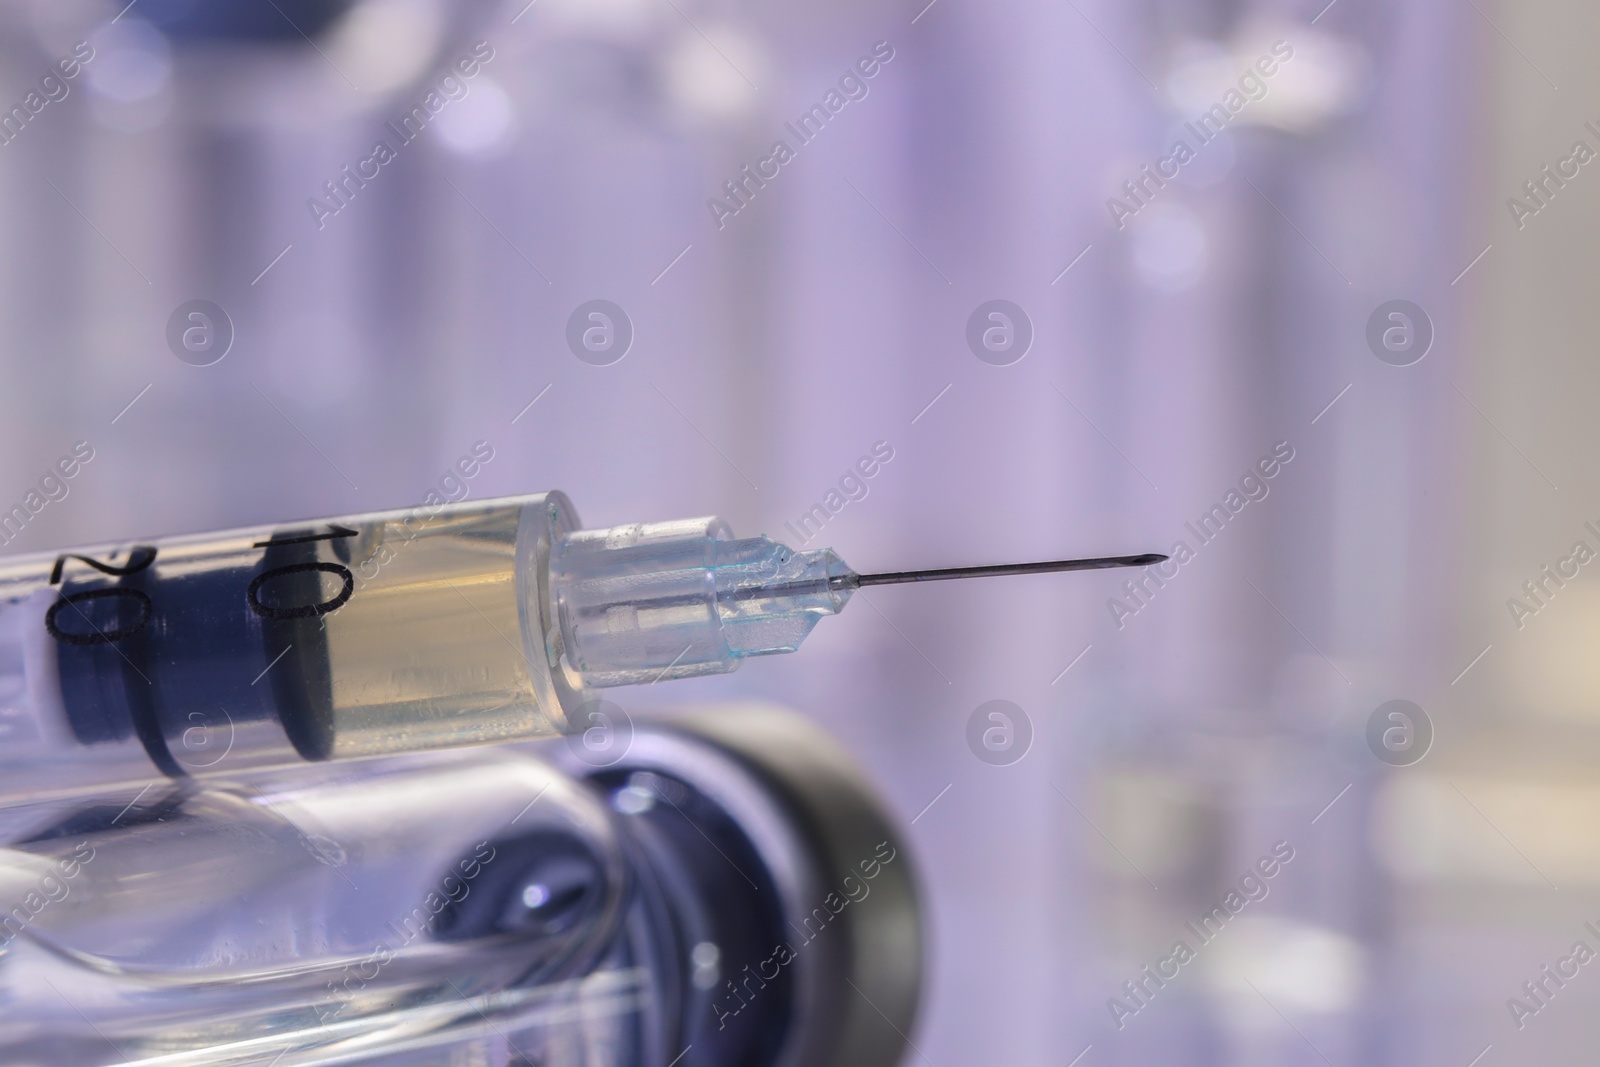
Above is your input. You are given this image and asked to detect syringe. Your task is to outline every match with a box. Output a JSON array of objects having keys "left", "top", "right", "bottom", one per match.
[{"left": 0, "top": 492, "right": 1163, "bottom": 799}]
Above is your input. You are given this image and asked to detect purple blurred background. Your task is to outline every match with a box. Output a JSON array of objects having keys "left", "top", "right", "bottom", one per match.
[{"left": 5, "top": 0, "right": 1599, "bottom": 1062}]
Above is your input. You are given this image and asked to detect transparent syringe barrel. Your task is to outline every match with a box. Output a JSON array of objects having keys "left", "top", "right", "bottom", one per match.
[
  {"left": 0, "top": 747, "right": 642, "bottom": 1066},
  {"left": 0, "top": 493, "right": 585, "bottom": 801}
]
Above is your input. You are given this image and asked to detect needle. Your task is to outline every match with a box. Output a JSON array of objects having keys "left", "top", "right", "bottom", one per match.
[{"left": 834, "top": 553, "right": 1169, "bottom": 589}]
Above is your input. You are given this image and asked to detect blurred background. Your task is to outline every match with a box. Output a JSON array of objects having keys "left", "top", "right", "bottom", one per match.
[{"left": 0, "top": 0, "right": 1594, "bottom": 1062}]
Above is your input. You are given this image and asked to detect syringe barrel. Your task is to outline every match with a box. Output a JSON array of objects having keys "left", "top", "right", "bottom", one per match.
[{"left": 0, "top": 493, "right": 585, "bottom": 798}]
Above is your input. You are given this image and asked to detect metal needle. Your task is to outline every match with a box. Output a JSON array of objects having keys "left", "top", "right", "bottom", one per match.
[{"left": 834, "top": 553, "right": 1169, "bottom": 589}]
